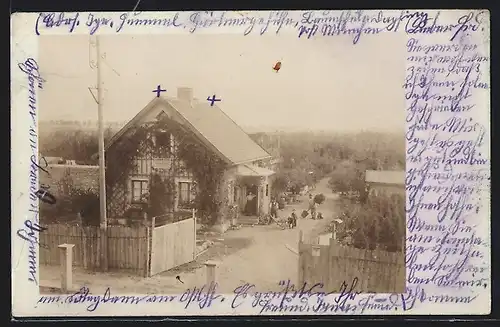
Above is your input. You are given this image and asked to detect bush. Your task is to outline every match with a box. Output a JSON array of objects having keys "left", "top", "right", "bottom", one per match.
[
  {"left": 71, "top": 188, "right": 100, "bottom": 226},
  {"left": 332, "top": 193, "right": 405, "bottom": 252},
  {"left": 39, "top": 187, "right": 100, "bottom": 226},
  {"left": 314, "top": 193, "right": 326, "bottom": 205}
]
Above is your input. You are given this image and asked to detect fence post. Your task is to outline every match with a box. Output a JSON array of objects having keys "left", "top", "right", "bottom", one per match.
[
  {"left": 145, "top": 225, "right": 151, "bottom": 278},
  {"left": 193, "top": 208, "right": 197, "bottom": 260},
  {"left": 204, "top": 260, "right": 218, "bottom": 286},
  {"left": 58, "top": 244, "right": 75, "bottom": 293},
  {"left": 298, "top": 230, "right": 304, "bottom": 285},
  {"left": 311, "top": 245, "right": 321, "bottom": 285},
  {"left": 82, "top": 226, "right": 88, "bottom": 270}
]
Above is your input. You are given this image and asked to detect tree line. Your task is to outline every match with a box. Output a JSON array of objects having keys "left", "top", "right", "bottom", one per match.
[{"left": 255, "top": 131, "right": 405, "bottom": 197}]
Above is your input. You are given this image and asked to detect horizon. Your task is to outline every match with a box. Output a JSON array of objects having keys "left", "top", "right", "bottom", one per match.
[
  {"left": 39, "top": 119, "right": 405, "bottom": 136},
  {"left": 39, "top": 33, "right": 406, "bottom": 134}
]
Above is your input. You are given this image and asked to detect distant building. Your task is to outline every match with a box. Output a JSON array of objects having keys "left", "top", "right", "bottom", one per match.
[
  {"left": 365, "top": 170, "right": 405, "bottom": 197},
  {"left": 44, "top": 156, "right": 65, "bottom": 164}
]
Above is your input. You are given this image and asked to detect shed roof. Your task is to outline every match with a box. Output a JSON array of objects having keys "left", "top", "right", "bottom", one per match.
[{"left": 365, "top": 170, "right": 405, "bottom": 185}]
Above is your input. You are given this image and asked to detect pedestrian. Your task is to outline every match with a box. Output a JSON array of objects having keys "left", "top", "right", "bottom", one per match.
[
  {"left": 290, "top": 209, "right": 298, "bottom": 228},
  {"left": 270, "top": 200, "right": 279, "bottom": 224},
  {"left": 308, "top": 194, "right": 317, "bottom": 219}
]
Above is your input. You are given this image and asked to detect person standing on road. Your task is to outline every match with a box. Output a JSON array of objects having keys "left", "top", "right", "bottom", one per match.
[
  {"left": 270, "top": 199, "right": 279, "bottom": 224},
  {"left": 290, "top": 209, "right": 298, "bottom": 228},
  {"left": 308, "top": 194, "right": 317, "bottom": 219}
]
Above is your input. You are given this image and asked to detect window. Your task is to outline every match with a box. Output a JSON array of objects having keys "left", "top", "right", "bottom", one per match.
[
  {"left": 156, "top": 131, "right": 172, "bottom": 154},
  {"left": 178, "top": 182, "right": 192, "bottom": 206},
  {"left": 266, "top": 184, "right": 269, "bottom": 196},
  {"left": 132, "top": 179, "right": 149, "bottom": 203},
  {"left": 137, "top": 158, "right": 149, "bottom": 175}
]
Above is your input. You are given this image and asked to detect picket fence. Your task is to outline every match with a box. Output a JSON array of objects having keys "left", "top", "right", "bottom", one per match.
[
  {"left": 298, "top": 231, "right": 405, "bottom": 293},
  {"left": 40, "top": 224, "right": 150, "bottom": 276},
  {"left": 40, "top": 215, "right": 197, "bottom": 277}
]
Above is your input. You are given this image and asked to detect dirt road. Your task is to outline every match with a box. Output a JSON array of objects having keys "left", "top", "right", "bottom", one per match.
[
  {"left": 175, "top": 177, "right": 339, "bottom": 293},
  {"left": 40, "top": 178, "right": 338, "bottom": 294}
]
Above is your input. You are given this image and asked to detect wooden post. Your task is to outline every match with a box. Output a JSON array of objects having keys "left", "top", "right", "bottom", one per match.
[
  {"left": 311, "top": 245, "right": 321, "bottom": 286},
  {"left": 58, "top": 244, "right": 75, "bottom": 293},
  {"left": 193, "top": 208, "right": 197, "bottom": 260},
  {"left": 145, "top": 225, "right": 151, "bottom": 278},
  {"left": 95, "top": 35, "right": 108, "bottom": 272},
  {"left": 298, "top": 230, "right": 304, "bottom": 285},
  {"left": 204, "top": 260, "right": 218, "bottom": 286},
  {"left": 82, "top": 227, "right": 88, "bottom": 270}
]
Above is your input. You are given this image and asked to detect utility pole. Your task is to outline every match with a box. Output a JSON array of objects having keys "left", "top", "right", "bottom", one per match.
[{"left": 93, "top": 35, "right": 108, "bottom": 271}]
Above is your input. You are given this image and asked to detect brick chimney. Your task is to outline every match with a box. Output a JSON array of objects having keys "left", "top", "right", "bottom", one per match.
[{"left": 177, "top": 87, "right": 193, "bottom": 103}]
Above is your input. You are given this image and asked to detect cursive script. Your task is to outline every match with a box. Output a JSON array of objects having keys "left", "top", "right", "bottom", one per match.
[
  {"left": 403, "top": 9, "right": 490, "bottom": 313},
  {"left": 18, "top": 58, "right": 47, "bottom": 285}
]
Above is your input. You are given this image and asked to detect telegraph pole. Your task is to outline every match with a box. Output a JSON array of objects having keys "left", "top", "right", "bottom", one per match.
[{"left": 94, "top": 35, "right": 108, "bottom": 271}]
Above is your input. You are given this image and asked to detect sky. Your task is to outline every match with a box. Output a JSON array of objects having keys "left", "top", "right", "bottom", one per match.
[{"left": 39, "top": 32, "right": 406, "bottom": 133}]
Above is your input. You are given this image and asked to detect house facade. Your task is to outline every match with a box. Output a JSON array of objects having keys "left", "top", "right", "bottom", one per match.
[
  {"left": 105, "top": 87, "right": 275, "bottom": 232},
  {"left": 364, "top": 170, "right": 405, "bottom": 197}
]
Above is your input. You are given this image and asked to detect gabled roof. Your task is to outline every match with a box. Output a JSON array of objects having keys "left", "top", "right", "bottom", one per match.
[
  {"left": 365, "top": 170, "right": 405, "bottom": 186},
  {"left": 106, "top": 96, "right": 271, "bottom": 166}
]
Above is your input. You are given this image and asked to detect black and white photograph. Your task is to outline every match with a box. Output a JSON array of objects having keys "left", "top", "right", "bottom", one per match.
[
  {"left": 11, "top": 9, "right": 493, "bottom": 318},
  {"left": 34, "top": 31, "right": 407, "bottom": 297}
]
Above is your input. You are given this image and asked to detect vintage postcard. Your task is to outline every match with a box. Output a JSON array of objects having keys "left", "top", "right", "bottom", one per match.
[{"left": 11, "top": 10, "right": 490, "bottom": 317}]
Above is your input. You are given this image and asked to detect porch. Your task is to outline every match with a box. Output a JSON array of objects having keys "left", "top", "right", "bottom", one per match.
[{"left": 230, "top": 164, "right": 275, "bottom": 225}]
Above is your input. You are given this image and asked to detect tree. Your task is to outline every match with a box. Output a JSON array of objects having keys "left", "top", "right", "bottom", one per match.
[
  {"left": 314, "top": 193, "right": 326, "bottom": 205},
  {"left": 333, "top": 193, "right": 405, "bottom": 252},
  {"left": 328, "top": 160, "right": 359, "bottom": 194}
]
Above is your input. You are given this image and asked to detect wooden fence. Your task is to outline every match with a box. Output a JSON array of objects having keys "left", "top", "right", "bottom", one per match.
[
  {"left": 149, "top": 213, "right": 196, "bottom": 276},
  {"left": 40, "top": 224, "right": 149, "bottom": 276},
  {"left": 298, "top": 232, "right": 405, "bottom": 293}
]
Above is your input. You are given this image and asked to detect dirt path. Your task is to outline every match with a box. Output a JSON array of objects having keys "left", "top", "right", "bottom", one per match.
[
  {"left": 174, "top": 177, "right": 339, "bottom": 293},
  {"left": 40, "top": 178, "right": 338, "bottom": 294}
]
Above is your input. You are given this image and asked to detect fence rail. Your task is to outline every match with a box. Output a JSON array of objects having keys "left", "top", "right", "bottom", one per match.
[
  {"left": 40, "top": 224, "right": 149, "bottom": 276},
  {"left": 298, "top": 232, "right": 405, "bottom": 293}
]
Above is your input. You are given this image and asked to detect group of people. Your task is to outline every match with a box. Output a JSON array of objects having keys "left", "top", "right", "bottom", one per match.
[
  {"left": 269, "top": 198, "right": 297, "bottom": 229},
  {"left": 268, "top": 193, "right": 323, "bottom": 229},
  {"left": 307, "top": 193, "right": 323, "bottom": 220}
]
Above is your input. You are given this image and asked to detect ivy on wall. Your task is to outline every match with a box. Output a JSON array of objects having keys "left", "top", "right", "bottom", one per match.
[{"left": 105, "top": 117, "right": 226, "bottom": 225}]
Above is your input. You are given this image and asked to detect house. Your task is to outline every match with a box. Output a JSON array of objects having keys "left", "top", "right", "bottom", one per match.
[
  {"left": 105, "top": 87, "right": 275, "bottom": 232},
  {"left": 365, "top": 170, "right": 405, "bottom": 197},
  {"left": 44, "top": 156, "right": 65, "bottom": 164}
]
